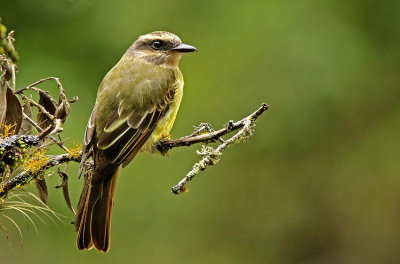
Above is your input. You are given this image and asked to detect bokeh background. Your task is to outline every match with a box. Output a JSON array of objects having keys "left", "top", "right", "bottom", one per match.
[{"left": 1, "top": 1, "right": 400, "bottom": 263}]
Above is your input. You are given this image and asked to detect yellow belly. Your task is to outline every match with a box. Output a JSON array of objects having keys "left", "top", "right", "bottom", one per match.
[{"left": 141, "top": 81, "right": 183, "bottom": 153}]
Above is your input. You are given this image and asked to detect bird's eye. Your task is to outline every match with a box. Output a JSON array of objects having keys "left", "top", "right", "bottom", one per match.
[{"left": 152, "top": 41, "right": 163, "bottom": 50}]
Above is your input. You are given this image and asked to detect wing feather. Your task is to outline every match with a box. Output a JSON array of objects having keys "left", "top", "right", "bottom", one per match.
[
  {"left": 119, "top": 109, "right": 163, "bottom": 166},
  {"left": 84, "top": 104, "right": 97, "bottom": 147},
  {"left": 79, "top": 104, "right": 97, "bottom": 177},
  {"left": 127, "top": 113, "right": 146, "bottom": 129},
  {"left": 95, "top": 84, "right": 176, "bottom": 166}
]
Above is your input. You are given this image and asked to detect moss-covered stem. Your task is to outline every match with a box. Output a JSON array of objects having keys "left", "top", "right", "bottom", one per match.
[{"left": 0, "top": 153, "right": 81, "bottom": 199}]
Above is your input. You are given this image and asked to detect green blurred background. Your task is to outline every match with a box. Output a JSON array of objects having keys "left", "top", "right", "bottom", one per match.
[{"left": 1, "top": 0, "right": 400, "bottom": 263}]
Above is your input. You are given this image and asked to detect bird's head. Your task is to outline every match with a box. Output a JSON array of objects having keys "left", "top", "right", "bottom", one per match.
[{"left": 129, "top": 31, "right": 197, "bottom": 67}]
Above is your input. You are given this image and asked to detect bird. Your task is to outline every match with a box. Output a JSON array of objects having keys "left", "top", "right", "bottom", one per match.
[{"left": 74, "top": 31, "right": 197, "bottom": 252}]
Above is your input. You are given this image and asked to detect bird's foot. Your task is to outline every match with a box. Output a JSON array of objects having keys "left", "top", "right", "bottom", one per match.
[{"left": 156, "top": 134, "right": 172, "bottom": 156}]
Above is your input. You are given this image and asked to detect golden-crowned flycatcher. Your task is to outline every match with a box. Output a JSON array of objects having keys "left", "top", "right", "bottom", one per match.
[{"left": 75, "top": 31, "right": 197, "bottom": 252}]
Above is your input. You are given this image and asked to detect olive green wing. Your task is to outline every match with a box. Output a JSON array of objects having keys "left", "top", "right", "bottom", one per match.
[{"left": 96, "top": 84, "right": 176, "bottom": 167}]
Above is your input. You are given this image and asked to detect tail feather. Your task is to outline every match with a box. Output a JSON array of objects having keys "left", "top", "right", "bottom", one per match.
[
  {"left": 75, "top": 167, "right": 119, "bottom": 252},
  {"left": 91, "top": 169, "right": 118, "bottom": 251}
]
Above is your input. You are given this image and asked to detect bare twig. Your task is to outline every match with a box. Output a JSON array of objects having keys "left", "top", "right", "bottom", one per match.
[
  {"left": 15, "top": 77, "right": 61, "bottom": 95},
  {"left": 22, "top": 112, "right": 69, "bottom": 152},
  {"left": 16, "top": 77, "right": 76, "bottom": 136},
  {"left": 21, "top": 95, "right": 55, "bottom": 122}
]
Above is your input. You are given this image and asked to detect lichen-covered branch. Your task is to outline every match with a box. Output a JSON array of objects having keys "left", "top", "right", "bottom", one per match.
[
  {"left": 0, "top": 104, "right": 268, "bottom": 199},
  {"left": 168, "top": 103, "right": 269, "bottom": 194},
  {"left": 0, "top": 103, "right": 268, "bottom": 200},
  {"left": 0, "top": 152, "right": 81, "bottom": 199},
  {"left": 160, "top": 103, "right": 268, "bottom": 149},
  {"left": 0, "top": 135, "right": 40, "bottom": 174}
]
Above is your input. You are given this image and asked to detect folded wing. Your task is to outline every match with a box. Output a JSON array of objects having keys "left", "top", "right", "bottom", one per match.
[{"left": 81, "top": 83, "right": 176, "bottom": 171}]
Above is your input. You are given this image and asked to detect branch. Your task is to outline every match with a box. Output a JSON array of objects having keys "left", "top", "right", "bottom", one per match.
[
  {"left": 22, "top": 112, "right": 69, "bottom": 152},
  {"left": 162, "top": 103, "right": 269, "bottom": 194},
  {"left": 0, "top": 104, "right": 268, "bottom": 199},
  {"left": 160, "top": 103, "right": 268, "bottom": 149},
  {"left": 0, "top": 153, "right": 81, "bottom": 199},
  {"left": 0, "top": 135, "right": 41, "bottom": 174}
]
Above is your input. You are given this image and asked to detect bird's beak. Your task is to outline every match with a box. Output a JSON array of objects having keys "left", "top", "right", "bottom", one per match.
[{"left": 171, "top": 43, "right": 197, "bottom": 53}]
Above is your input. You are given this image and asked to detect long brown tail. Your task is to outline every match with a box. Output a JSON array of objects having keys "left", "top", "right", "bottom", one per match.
[{"left": 75, "top": 166, "right": 119, "bottom": 252}]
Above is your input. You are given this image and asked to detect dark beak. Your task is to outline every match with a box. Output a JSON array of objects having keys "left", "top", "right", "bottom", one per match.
[{"left": 171, "top": 43, "right": 197, "bottom": 53}]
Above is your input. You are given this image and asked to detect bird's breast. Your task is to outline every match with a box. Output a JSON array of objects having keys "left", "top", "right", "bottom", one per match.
[{"left": 142, "top": 75, "right": 184, "bottom": 153}]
